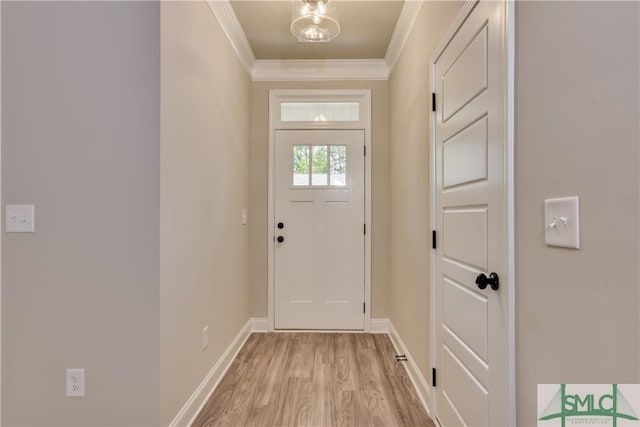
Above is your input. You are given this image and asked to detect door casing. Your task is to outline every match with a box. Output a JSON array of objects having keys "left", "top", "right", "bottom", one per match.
[
  {"left": 428, "top": 0, "right": 516, "bottom": 423},
  {"left": 0, "top": 2, "right": 3, "bottom": 419},
  {"left": 0, "top": 3, "right": 4, "bottom": 419},
  {"left": 268, "top": 89, "right": 372, "bottom": 331}
]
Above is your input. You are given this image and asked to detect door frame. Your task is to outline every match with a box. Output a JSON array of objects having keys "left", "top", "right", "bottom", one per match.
[
  {"left": 1, "top": 2, "right": 4, "bottom": 419},
  {"left": 428, "top": 0, "right": 516, "bottom": 424},
  {"left": 267, "top": 89, "right": 372, "bottom": 331}
]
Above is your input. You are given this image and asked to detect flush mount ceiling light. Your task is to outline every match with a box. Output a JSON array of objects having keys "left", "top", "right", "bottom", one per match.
[{"left": 291, "top": 0, "right": 340, "bottom": 43}]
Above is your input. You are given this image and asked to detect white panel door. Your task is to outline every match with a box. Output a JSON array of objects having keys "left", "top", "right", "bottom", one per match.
[
  {"left": 434, "top": 1, "right": 508, "bottom": 426},
  {"left": 274, "top": 129, "right": 365, "bottom": 330}
]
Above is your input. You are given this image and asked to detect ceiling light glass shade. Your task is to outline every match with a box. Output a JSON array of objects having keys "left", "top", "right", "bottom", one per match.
[{"left": 291, "top": 0, "right": 340, "bottom": 43}]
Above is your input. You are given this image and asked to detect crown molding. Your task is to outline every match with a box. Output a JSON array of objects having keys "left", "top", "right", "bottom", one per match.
[
  {"left": 384, "top": 1, "right": 424, "bottom": 74},
  {"left": 252, "top": 59, "right": 390, "bottom": 81},
  {"left": 207, "top": 0, "right": 255, "bottom": 76},
  {"left": 209, "top": 0, "right": 423, "bottom": 81}
]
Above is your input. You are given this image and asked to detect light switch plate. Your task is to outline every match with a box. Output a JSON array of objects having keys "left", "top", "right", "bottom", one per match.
[
  {"left": 6, "top": 205, "right": 35, "bottom": 233},
  {"left": 544, "top": 197, "right": 579, "bottom": 249}
]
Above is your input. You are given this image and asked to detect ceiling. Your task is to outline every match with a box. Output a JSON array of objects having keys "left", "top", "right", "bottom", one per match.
[{"left": 230, "top": 1, "right": 405, "bottom": 60}]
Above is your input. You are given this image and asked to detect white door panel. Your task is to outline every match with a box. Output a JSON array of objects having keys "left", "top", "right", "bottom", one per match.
[
  {"left": 434, "top": 1, "right": 508, "bottom": 426},
  {"left": 287, "top": 201, "right": 314, "bottom": 302},
  {"left": 443, "top": 277, "right": 488, "bottom": 361},
  {"left": 442, "top": 24, "right": 489, "bottom": 122},
  {"left": 442, "top": 324, "right": 489, "bottom": 387},
  {"left": 443, "top": 208, "right": 488, "bottom": 271},
  {"left": 442, "top": 116, "right": 489, "bottom": 189},
  {"left": 442, "top": 344, "right": 489, "bottom": 426},
  {"left": 274, "top": 129, "right": 365, "bottom": 330}
]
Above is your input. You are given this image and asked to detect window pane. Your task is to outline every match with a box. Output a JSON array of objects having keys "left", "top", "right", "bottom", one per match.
[
  {"left": 329, "top": 145, "right": 347, "bottom": 186},
  {"left": 311, "top": 146, "right": 328, "bottom": 186},
  {"left": 281, "top": 102, "right": 360, "bottom": 122},
  {"left": 293, "top": 145, "right": 310, "bottom": 186},
  {"left": 292, "top": 145, "right": 348, "bottom": 187}
]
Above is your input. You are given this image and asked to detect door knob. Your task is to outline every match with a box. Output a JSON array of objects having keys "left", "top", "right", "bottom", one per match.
[
  {"left": 277, "top": 222, "right": 284, "bottom": 229},
  {"left": 475, "top": 272, "right": 499, "bottom": 291},
  {"left": 277, "top": 236, "right": 284, "bottom": 243}
]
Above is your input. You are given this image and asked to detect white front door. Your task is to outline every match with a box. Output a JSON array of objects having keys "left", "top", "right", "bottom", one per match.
[
  {"left": 274, "top": 129, "right": 365, "bottom": 330},
  {"left": 434, "top": 1, "right": 509, "bottom": 425}
]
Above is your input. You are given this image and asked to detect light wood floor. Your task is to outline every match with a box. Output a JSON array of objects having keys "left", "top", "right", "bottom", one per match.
[{"left": 192, "top": 333, "right": 435, "bottom": 427}]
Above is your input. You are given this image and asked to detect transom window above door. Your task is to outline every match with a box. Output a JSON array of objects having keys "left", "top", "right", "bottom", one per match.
[
  {"left": 281, "top": 102, "right": 360, "bottom": 122},
  {"left": 292, "top": 145, "right": 347, "bottom": 187}
]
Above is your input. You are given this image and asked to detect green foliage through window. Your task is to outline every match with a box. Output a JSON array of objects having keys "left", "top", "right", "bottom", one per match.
[
  {"left": 293, "top": 146, "right": 310, "bottom": 174},
  {"left": 293, "top": 145, "right": 347, "bottom": 186},
  {"left": 312, "top": 146, "right": 328, "bottom": 174}
]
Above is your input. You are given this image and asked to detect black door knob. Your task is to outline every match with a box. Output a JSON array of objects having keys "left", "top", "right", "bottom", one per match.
[
  {"left": 475, "top": 272, "right": 499, "bottom": 291},
  {"left": 277, "top": 236, "right": 284, "bottom": 243},
  {"left": 277, "top": 222, "right": 284, "bottom": 229}
]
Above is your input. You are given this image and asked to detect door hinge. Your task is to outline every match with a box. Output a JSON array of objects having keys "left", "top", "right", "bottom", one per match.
[
  {"left": 432, "top": 230, "right": 437, "bottom": 249},
  {"left": 363, "top": 302, "right": 366, "bottom": 313},
  {"left": 432, "top": 368, "right": 437, "bottom": 387},
  {"left": 432, "top": 93, "right": 437, "bottom": 112},
  {"left": 364, "top": 224, "right": 367, "bottom": 235},
  {"left": 364, "top": 145, "right": 367, "bottom": 156}
]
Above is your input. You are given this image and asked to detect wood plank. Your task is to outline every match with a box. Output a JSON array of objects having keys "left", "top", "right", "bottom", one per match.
[
  {"left": 310, "top": 362, "right": 336, "bottom": 427},
  {"left": 246, "top": 333, "right": 293, "bottom": 426},
  {"left": 192, "top": 333, "right": 435, "bottom": 427},
  {"left": 372, "top": 334, "right": 433, "bottom": 427}
]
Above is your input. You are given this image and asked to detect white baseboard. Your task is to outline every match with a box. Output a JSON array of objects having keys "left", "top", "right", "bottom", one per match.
[
  {"left": 250, "top": 317, "right": 269, "bottom": 332},
  {"left": 387, "top": 321, "right": 433, "bottom": 416},
  {"left": 370, "top": 318, "right": 389, "bottom": 333},
  {"left": 169, "top": 319, "right": 253, "bottom": 427},
  {"left": 250, "top": 317, "right": 389, "bottom": 333}
]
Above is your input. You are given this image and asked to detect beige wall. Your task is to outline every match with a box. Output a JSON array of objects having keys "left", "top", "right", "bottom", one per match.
[
  {"left": 160, "top": 2, "right": 251, "bottom": 424},
  {"left": 2, "top": 2, "right": 161, "bottom": 425},
  {"left": 250, "top": 80, "right": 390, "bottom": 319},
  {"left": 515, "top": 1, "right": 639, "bottom": 425},
  {"left": 390, "top": 0, "right": 639, "bottom": 425},
  {"left": 388, "top": 0, "right": 464, "bottom": 381},
  {"left": 2, "top": 2, "right": 253, "bottom": 425}
]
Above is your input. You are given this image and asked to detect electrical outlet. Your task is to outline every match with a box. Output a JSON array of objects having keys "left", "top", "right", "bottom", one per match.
[
  {"left": 202, "top": 326, "right": 209, "bottom": 351},
  {"left": 66, "top": 368, "right": 85, "bottom": 397}
]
